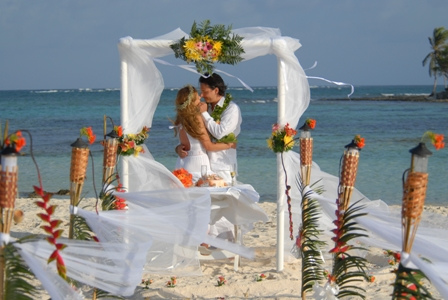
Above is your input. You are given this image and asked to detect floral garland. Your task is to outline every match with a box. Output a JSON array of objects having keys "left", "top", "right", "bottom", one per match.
[
  {"left": 172, "top": 168, "right": 193, "bottom": 188},
  {"left": 170, "top": 20, "right": 244, "bottom": 74},
  {"left": 210, "top": 93, "right": 237, "bottom": 143},
  {"left": 115, "top": 126, "right": 150, "bottom": 157},
  {"left": 267, "top": 123, "right": 297, "bottom": 153}
]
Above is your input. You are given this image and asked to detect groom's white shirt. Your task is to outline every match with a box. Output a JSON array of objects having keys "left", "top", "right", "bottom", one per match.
[{"left": 201, "top": 95, "right": 242, "bottom": 181}]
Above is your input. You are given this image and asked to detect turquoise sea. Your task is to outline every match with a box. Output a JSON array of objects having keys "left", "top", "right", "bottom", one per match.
[{"left": 1, "top": 85, "right": 447, "bottom": 205}]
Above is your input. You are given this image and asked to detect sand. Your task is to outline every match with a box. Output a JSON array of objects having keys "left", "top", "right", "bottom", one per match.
[{"left": 10, "top": 196, "right": 446, "bottom": 299}]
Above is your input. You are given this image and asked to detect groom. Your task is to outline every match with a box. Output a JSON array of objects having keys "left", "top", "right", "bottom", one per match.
[{"left": 175, "top": 73, "right": 242, "bottom": 182}]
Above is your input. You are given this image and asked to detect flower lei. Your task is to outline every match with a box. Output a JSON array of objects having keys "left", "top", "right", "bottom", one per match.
[
  {"left": 170, "top": 20, "right": 244, "bottom": 74},
  {"left": 210, "top": 93, "right": 237, "bottom": 143},
  {"left": 267, "top": 123, "right": 297, "bottom": 153},
  {"left": 116, "top": 126, "right": 150, "bottom": 157}
]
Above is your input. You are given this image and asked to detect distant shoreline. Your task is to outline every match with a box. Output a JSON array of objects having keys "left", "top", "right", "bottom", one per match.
[{"left": 318, "top": 95, "right": 448, "bottom": 102}]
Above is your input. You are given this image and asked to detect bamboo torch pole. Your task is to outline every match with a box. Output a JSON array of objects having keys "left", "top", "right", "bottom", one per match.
[{"left": 0, "top": 146, "right": 19, "bottom": 299}]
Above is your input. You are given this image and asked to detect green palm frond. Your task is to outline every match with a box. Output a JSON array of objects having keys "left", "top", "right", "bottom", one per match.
[
  {"left": 72, "top": 214, "right": 96, "bottom": 241},
  {"left": 297, "top": 178, "right": 326, "bottom": 294},
  {"left": 4, "top": 239, "right": 39, "bottom": 300},
  {"left": 392, "top": 263, "right": 434, "bottom": 300},
  {"left": 331, "top": 200, "right": 370, "bottom": 299}
]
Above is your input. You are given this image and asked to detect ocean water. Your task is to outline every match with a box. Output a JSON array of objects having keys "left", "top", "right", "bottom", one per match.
[{"left": 1, "top": 85, "right": 447, "bottom": 205}]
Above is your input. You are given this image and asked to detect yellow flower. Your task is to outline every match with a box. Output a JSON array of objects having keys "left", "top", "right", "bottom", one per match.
[
  {"left": 267, "top": 138, "right": 273, "bottom": 149},
  {"left": 133, "top": 145, "right": 143, "bottom": 156},
  {"left": 284, "top": 135, "right": 294, "bottom": 147}
]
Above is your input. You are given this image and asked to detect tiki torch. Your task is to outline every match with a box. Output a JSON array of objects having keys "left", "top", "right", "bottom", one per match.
[
  {"left": 401, "top": 142, "right": 432, "bottom": 253},
  {"left": 68, "top": 138, "right": 90, "bottom": 239},
  {"left": 338, "top": 135, "right": 364, "bottom": 211}
]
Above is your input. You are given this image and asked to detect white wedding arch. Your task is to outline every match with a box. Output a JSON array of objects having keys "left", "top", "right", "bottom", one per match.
[
  {"left": 117, "top": 26, "right": 310, "bottom": 271},
  {"left": 117, "top": 26, "right": 448, "bottom": 298}
]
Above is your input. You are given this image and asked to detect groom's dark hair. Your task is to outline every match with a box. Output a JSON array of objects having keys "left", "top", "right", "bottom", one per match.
[{"left": 199, "top": 73, "right": 227, "bottom": 96}]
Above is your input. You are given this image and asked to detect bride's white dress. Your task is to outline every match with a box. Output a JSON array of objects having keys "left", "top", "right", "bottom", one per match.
[
  {"left": 175, "top": 131, "right": 235, "bottom": 241},
  {"left": 175, "top": 131, "right": 211, "bottom": 183}
]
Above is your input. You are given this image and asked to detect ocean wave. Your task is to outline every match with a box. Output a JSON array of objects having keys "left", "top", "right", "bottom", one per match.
[{"left": 32, "top": 90, "right": 59, "bottom": 93}]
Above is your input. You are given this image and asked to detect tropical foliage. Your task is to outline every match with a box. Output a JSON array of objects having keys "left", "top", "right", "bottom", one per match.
[
  {"left": 295, "top": 179, "right": 326, "bottom": 296},
  {"left": 392, "top": 264, "right": 434, "bottom": 300},
  {"left": 328, "top": 200, "right": 370, "bottom": 299},
  {"left": 422, "top": 27, "right": 448, "bottom": 96},
  {"left": 4, "top": 240, "right": 38, "bottom": 300}
]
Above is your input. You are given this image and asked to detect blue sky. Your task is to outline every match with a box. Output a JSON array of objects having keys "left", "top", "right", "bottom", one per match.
[{"left": 1, "top": 0, "right": 447, "bottom": 90}]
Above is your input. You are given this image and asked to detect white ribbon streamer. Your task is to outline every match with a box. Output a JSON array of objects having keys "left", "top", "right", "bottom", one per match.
[
  {"left": 153, "top": 58, "right": 253, "bottom": 92},
  {"left": 306, "top": 76, "right": 354, "bottom": 98}
]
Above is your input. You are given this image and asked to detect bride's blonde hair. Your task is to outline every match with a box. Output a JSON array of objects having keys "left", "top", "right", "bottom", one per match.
[{"left": 174, "top": 85, "right": 204, "bottom": 139}]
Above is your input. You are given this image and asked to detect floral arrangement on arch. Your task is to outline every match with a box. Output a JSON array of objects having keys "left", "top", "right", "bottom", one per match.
[
  {"left": 267, "top": 123, "right": 297, "bottom": 153},
  {"left": 170, "top": 20, "right": 244, "bottom": 74},
  {"left": 115, "top": 126, "right": 150, "bottom": 157},
  {"left": 172, "top": 168, "right": 193, "bottom": 188}
]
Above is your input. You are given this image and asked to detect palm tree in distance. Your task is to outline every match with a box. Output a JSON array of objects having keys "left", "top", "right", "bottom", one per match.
[{"left": 422, "top": 27, "right": 448, "bottom": 96}]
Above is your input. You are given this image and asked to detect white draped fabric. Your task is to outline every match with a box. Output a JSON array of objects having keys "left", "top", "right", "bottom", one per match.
[
  {"left": 282, "top": 154, "right": 448, "bottom": 298},
  {"left": 15, "top": 237, "right": 151, "bottom": 298}
]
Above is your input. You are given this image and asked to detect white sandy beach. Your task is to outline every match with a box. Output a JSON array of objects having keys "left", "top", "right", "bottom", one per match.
[{"left": 10, "top": 196, "right": 445, "bottom": 299}]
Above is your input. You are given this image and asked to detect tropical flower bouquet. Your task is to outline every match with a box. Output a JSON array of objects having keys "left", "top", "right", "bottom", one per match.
[
  {"left": 172, "top": 168, "right": 193, "bottom": 188},
  {"left": 117, "top": 126, "right": 150, "bottom": 157},
  {"left": 267, "top": 123, "right": 297, "bottom": 153},
  {"left": 170, "top": 20, "right": 244, "bottom": 74}
]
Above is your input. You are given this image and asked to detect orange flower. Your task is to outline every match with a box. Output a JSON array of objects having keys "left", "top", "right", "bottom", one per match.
[
  {"left": 422, "top": 131, "right": 445, "bottom": 150},
  {"left": 306, "top": 118, "right": 316, "bottom": 129},
  {"left": 173, "top": 168, "right": 193, "bottom": 187},
  {"left": 284, "top": 123, "right": 297, "bottom": 137},
  {"left": 114, "top": 125, "right": 123, "bottom": 137},
  {"left": 354, "top": 134, "right": 365, "bottom": 149},
  {"left": 80, "top": 127, "right": 96, "bottom": 145},
  {"left": 4, "top": 130, "right": 26, "bottom": 152}
]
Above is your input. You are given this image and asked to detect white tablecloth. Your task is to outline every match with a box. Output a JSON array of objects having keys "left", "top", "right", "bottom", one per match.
[{"left": 206, "top": 184, "right": 269, "bottom": 225}]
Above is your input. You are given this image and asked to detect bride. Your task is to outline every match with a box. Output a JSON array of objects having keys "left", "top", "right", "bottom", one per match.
[{"left": 173, "top": 84, "right": 236, "bottom": 183}]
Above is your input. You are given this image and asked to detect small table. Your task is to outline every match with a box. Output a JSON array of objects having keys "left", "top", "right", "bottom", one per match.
[{"left": 199, "top": 184, "right": 269, "bottom": 271}]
